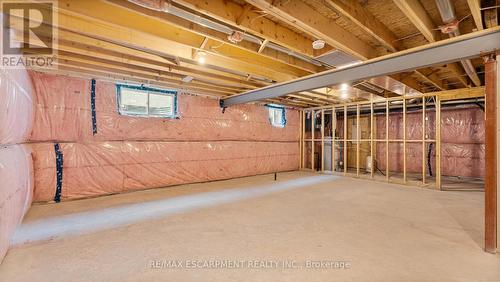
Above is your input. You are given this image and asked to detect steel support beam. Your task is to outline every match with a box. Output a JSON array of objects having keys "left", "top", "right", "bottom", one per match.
[{"left": 221, "top": 27, "right": 500, "bottom": 107}]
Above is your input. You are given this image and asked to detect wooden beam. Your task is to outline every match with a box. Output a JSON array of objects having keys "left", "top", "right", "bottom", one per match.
[
  {"left": 112, "top": 0, "right": 320, "bottom": 74},
  {"left": 394, "top": 0, "right": 478, "bottom": 87},
  {"left": 245, "top": 0, "right": 376, "bottom": 60},
  {"left": 467, "top": 0, "right": 484, "bottom": 31},
  {"left": 325, "top": 0, "right": 400, "bottom": 52},
  {"left": 258, "top": 39, "right": 269, "bottom": 53},
  {"left": 245, "top": 0, "right": 425, "bottom": 93},
  {"left": 438, "top": 86, "right": 485, "bottom": 100},
  {"left": 441, "top": 63, "right": 468, "bottom": 87},
  {"left": 325, "top": 0, "right": 439, "bottom": 93},
  {"left": 57, "top": 0, "right": 307, "bottom": 82},
  {"left": 236, "top": 4, "right": 253, "bottom": 25},
  {"left": 393, "top": 0, "right": 438, "bottom": 42},
  {"left": 38, "top": 31, "right": 265, "bottom": 88},
  {"left": 414, "top": 69, "right": 448, "bottom": 90},
  {"left": 484, "top": 2, "right": 499, "bottom": 28},
  {"left": 171, "top": 0, "right": 322, "bottom": 57}
]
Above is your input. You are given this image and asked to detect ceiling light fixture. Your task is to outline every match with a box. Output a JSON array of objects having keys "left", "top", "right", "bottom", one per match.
[
  {"left": 312, "top": 39, "right": 325, "bottom": 50},
  {"left": 182, "top": 76, "right": 194, "bottom": 83},
  {"left": 197, "top": 51, "right": 207, "bottom": 64}
]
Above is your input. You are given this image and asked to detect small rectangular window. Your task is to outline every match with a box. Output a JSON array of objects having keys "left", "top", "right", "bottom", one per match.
[
  {"left": 267, "top": 105, "right": 286, "bottom": 128},
  {"left": 117, "top": 84, "right": 177, "bottom": 118}
]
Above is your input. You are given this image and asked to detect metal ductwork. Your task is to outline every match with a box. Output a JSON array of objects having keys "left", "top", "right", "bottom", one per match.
[{"left": 435, "top": 0, "right": 481, "bottom": 86}]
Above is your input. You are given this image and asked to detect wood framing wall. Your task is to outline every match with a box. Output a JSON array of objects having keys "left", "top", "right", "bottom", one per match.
[
  {"left": 299, "top": 86, "right": 499, "bottom": 252},
  {"left": 299, "top": 88, "right": 486, "bottom": 190},
  {"left": 301, "top": 94, "right": 442, "bottom": 188}
]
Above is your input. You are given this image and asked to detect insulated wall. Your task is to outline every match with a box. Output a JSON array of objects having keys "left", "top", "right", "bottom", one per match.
[
  {"left": 0, "top": 67, "right": 35, "bottom": 263},
  {"left": 27, "top": 71, "right": 300, "bottom": 202},
  {"left": 375, "top": 107, "right": 484, "bottom": 178}
]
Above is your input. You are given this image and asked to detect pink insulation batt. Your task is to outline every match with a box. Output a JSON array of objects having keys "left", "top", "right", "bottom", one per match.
[
  {"left": 27, "top": 71, "right": 300, "bottom": 202},
  {"left": 375, "top": 107, "right": 484, "bottom": 178}
]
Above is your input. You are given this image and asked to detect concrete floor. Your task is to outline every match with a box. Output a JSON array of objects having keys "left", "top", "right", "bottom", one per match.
[{"left": 1, "top": 172, "right": 499, "bottom": 282}]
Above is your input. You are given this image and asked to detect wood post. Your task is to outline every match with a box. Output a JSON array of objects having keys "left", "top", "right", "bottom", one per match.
[
  {"left": 356, "top": 105, "right": 360, "bottom": 176},
  {"left": 422, "top": 99, "right": 426, "bottom": 185},
  {"left": 300, "top": 111, "right": 304, "bottom": 169},
  {"left": 436, "top": 96, "right": 441, "bottom": 190},
  {"left": 403, "top": 98, "right": 407, "bottom": 183},
  {"left": 386, "top": 100, "right": 389, "bottom": 180},
  {"left": 311, "top": 110, "right": 315, "bottom": 171},
  {"left": 321, "top": 109, "right": 325, "bottom": 172},
  {"left": 484, "top": 53, "right": 498, "bottom": 253},
  {"left": 332, "top": 106, "right": 336, "bottom": 172},
  {"left": 370, "top": 101, "right": 374, "bottom": 178},
  {"left": 344, "top": 105, "right": 347, "bottom": 175}
]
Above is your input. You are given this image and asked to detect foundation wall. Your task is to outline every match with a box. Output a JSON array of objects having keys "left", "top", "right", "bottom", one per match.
[{"left": 26, "top": 71, "right": 300, "bottom": 202}]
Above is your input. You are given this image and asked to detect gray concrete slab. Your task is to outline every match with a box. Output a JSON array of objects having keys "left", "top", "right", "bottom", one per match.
[{"left": 0, "top": 172, "right": 499, "bottom": 282}]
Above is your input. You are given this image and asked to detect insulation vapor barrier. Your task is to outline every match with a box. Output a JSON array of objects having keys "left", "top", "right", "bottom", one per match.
[
  {"left": 31, "top": 141, "right": 299, "bottom": 202},
  {"left": 0, "top": 145, "right": 33, "bottom": 262},
  {"left": 24, "top": 71, "right": 300, "bottom": 202},
  {"left": 375, "top": 107, "right": 484, "bottom": 178},
  {"left": 0, "top": 68, "right": 34, "bottom": 145},
  {"left": 29, "top": 72, "right": 299, "bottom": 142}
]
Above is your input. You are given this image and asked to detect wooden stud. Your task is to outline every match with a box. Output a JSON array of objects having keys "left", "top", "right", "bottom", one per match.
[
  {"left": 332, "top": 106, "right": 336, "bottom": 172},
  {"left": 403, "top": 98, "right": 407, "bottom": 183},
  {"left": 370, "top": 101, "right": 374, "bottom": 178},
  {"left": 300, "top": 110, "right": 304, "bottom": 169},
  {"left": 422, "top": 98, "right": 426, "bottom": 185},
  {"left": 321, "top": 109, "right": 325, "bottom": 172},
  {"left": 386, "top": 100, "right": 390, "bottom": 181},
  {"left": 312, "top": 110, "right": 315, "bottom": 171},
  {"left": 436, "top": 96, "right": 442, "bottom": 190},
  {"left": 356, "top": 105, "right": 360, "bottom": 176},
  {"left": 344, "top": 105, "right": 348, "bottom": 175}
]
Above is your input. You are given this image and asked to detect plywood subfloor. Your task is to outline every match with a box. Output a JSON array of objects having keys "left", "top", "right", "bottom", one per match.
[{"left": 1, "top": 172, "right": 499, "bottom": 282}]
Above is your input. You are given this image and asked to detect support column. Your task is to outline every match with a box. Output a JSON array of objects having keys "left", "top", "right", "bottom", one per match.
[{"left": 484, "top": 53, "right": 498, "bottom": 253}]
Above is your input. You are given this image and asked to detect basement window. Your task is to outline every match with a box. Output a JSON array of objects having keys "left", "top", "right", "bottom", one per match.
[
  {"left": 117, "top": 84, "right": 177, "bottom": 118},
  {"left": 267, "top": 105, "right": 286, "bottom": 128}
]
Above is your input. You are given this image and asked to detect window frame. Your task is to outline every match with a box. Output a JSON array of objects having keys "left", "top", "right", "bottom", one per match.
[
  {"left": 266, "top": 104, "right": 287, "bottom": 128},
  {"left": 116, "top": 84, "right": 177, "bottom": 118}
]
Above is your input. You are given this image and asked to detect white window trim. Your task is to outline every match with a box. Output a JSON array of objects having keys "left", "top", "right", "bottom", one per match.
[{"left": 116, "top": 84, "right": 177, "bottom": 118}]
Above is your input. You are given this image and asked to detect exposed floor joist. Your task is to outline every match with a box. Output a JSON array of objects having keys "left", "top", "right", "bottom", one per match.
[{"left": 393, "top": 0, "right": 480, "bottom": 87}]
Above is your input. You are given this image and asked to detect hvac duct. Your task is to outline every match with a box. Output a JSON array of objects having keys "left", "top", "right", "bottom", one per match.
[{"left": 435, "top": 0, "right": 481, "bottom": 86}]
